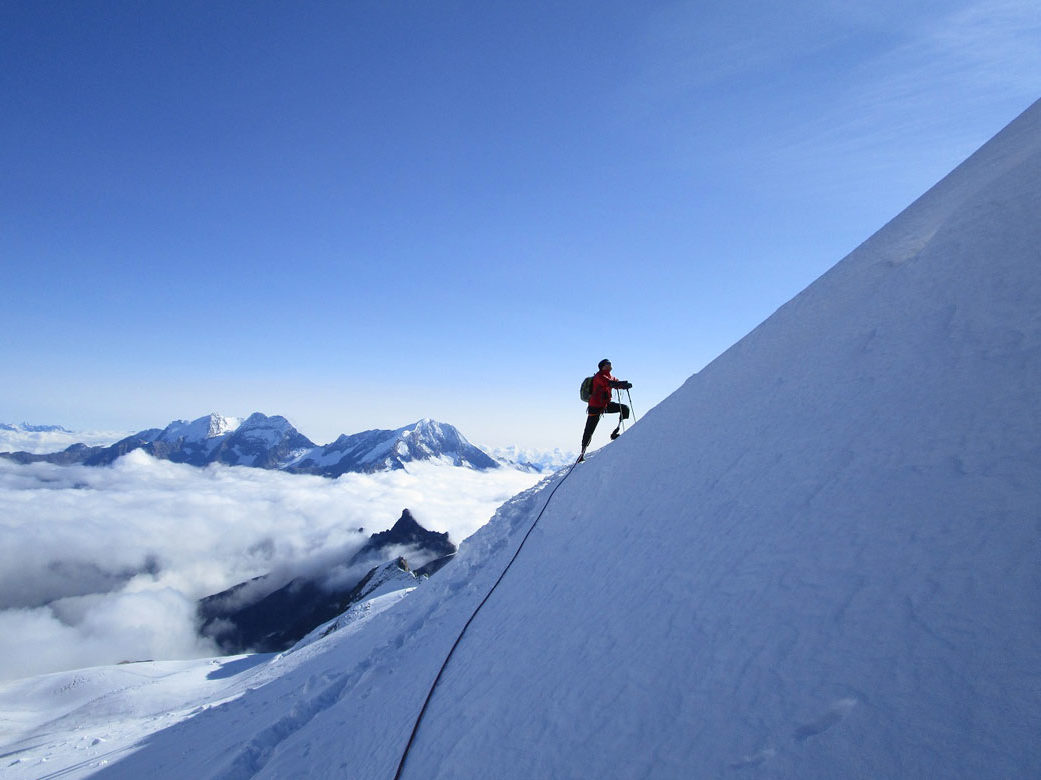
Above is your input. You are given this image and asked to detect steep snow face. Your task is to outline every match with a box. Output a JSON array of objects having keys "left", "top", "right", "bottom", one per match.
[{"left": 365, "top": 98, "right": 1038, "bottom": 778}]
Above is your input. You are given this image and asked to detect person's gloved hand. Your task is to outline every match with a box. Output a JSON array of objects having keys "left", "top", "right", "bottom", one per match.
[{"left": 622, "top": 381, "right": 633, "bottom": 389}]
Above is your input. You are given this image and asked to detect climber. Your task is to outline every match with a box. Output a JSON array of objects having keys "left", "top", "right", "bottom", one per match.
[{"left": 579, "top": 359, "right": 631, "bottom": 461}]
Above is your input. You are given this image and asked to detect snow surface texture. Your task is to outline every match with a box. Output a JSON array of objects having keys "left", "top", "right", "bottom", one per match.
[
  {"left": 0, "top": 588, "right": 411, "bottom": 777},
  {"left": 3, "top": 99, "right": 1041, "bottom": 778}
]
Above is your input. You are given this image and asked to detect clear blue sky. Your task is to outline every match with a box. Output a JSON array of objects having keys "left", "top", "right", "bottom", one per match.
[{"left": 2, "top": 1, "right": 1038, "bottom": 449}]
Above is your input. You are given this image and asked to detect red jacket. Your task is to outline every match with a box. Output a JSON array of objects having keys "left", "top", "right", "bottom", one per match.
[{"left": 589, "top": 369, "right": 620, "bottom": 410}]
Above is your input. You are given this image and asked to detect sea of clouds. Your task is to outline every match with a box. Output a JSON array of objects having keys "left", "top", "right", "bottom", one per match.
[
  {"left": 0, "top": 452, "right": 543, "bottom": 681},
  {"left": 0, "top": 426, "right": 133, "bottom": 454}
]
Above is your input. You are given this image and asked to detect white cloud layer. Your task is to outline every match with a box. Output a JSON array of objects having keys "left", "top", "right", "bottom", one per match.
[
  {"left": 0, "top": 452, "right": 542, "bottom": 681},
  {"left": 0, "top": 427, "right": 130, "bottom": 454}
]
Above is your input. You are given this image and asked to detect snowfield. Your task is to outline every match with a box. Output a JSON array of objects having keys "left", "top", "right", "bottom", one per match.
[
  {"left": 0, "top": 588, "right": 410, "bottom": 776},
  {"left": 2, "top": 98, "right": 1040, "bottom": 778}
]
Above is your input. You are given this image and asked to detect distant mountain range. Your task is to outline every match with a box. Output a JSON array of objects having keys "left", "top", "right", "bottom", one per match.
[
  {"left": 0, "top": 414, "right": 510, "bottom": 476},
  {"left": 0, "top": 423, "right": 73, "bottom": 433}
]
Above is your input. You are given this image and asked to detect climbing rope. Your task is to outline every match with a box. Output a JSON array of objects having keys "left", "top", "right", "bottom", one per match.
[{"left": 393, "top": 460, "right": 580, "bottom": 779}]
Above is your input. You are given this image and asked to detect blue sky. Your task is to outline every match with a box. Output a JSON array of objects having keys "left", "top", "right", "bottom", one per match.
[{"left": 2, "top": 1, "right": 1038, "bottom": 450}]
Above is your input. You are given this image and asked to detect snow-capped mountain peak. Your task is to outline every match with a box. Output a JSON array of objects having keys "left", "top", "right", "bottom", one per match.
[
  {"left": 286, "top": 419, "right": 500, "bottom": 475},
  {"left": 233, "top": 413, "right": 301, "bottom": 445},
  {"left": 207, "top": 413, "right": 241, "bottom": 437},
  {"left": 155, "top": 413, "right": 242, "bottom": 444}
]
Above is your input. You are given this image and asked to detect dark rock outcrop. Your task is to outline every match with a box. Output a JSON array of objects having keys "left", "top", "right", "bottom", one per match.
[{"left": 198, "top": 510, "right": 456, "bottom": 654}]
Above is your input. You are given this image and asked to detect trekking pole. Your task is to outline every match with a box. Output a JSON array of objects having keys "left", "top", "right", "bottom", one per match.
[
  {"left": 611, "top": 388, "right": 625, "bottom": 440},
  {"left": 626, "top": 388, "right": 636, "bottom": 422}
]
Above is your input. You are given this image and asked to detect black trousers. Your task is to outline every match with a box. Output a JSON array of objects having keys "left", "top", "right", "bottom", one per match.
[{"left": 582, "top": 402, "right": 630, "bottom": 449}]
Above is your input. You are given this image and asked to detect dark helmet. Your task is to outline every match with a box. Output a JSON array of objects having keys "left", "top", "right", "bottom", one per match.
[{"left": 598, "top": 358, "right": 611, "bottom": 369}]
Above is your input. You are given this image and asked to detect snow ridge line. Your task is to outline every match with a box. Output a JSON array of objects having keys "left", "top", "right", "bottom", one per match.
[{"left": 392, "top": 460, "right": 580, "bottom": 780}]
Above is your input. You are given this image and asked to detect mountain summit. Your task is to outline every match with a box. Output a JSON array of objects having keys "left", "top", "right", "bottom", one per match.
[{"left": 285, "top": 419, "right": 499, "bottom": 475}]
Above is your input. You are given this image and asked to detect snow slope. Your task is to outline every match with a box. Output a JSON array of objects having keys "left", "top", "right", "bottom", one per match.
[
  {"left": 0, "top": 588, "right": 411, "bottom": 777},
  {"left": 4, "top": 99, "right": 1041, "bottom": 778}
]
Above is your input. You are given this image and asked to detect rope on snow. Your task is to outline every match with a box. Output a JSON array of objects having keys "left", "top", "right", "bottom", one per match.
[{"left": 393, "top": 460, "right": 580, "bottom": 779}]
